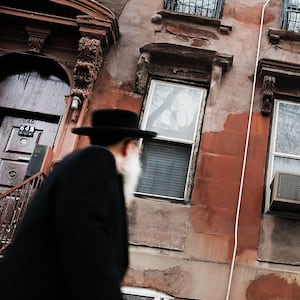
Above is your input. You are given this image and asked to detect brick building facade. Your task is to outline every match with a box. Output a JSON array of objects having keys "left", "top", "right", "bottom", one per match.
[{"left": 1, "top": 1, "right": 300, "bottom": 299}]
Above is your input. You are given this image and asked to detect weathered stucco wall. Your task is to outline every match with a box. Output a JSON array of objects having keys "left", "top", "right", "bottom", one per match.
[
  {"left": 84, "top": 0, "right": 300, "bottom": 299},
  {"left": 4, "top": 0, "right": 300, "bottom": 299}
]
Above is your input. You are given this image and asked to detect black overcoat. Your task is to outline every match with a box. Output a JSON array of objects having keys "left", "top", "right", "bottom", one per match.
[{"left": 0, "top": 145, "right": 128, "bottom": 300}]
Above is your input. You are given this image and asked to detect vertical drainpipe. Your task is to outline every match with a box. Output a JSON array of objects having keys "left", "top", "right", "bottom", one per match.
[{"left": 225, "top": 1, "right": 272, "bottom": 299}]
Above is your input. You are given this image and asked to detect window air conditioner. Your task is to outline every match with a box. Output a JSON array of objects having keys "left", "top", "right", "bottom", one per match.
[{"left": 270, "top": 171, "right": 300, "bottom": 213}]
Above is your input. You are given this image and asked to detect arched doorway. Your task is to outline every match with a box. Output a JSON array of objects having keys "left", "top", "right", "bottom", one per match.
[{"left": 0, "top": 53, "right": 70, "bottom": 193}]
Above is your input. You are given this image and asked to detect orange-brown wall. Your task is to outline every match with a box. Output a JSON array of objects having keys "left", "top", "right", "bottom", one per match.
[
  {"left": 5, "top": 1, "right": 300, "bottom": 298},
  {"left": 74, "top": 0, "right": 300, "bottom": 299}
]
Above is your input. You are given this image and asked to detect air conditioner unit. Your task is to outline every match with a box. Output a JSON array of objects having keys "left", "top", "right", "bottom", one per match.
[{"left": 270, "top": 171, "right": 300, "bottom": 213}]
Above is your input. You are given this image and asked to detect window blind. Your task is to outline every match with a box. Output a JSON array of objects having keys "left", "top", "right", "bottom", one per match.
[{"left": 137, "top": 140, "right": 191, "bottom": 198}]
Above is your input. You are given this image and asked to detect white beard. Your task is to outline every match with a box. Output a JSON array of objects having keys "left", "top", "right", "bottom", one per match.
[{"left": 121, "top": 149, "right": 142, "bottom": 205}]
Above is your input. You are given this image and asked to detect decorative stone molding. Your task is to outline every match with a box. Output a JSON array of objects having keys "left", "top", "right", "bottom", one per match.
[
  {"left": 262, "top": 75, "right": 275, "bottom": 116},
  {"left": 70, "top": 37, "right": 103, "bottom": 121},
  {"left": 2, "top": 1, "right": 119, "bottom": 51},
  {"left": 25, "top": 26, "right": 51, "bottom": 54},
  {"left": 136, "top": 53, "right": 150, "bottom": 94},
  {"left": 0, "top": 1, "right": 120, "bottom": 165},
  {"left": 76, "top": 15, "right": 120, "bottom": 50},
  {"left": 258, "top": 58, "right": 300, "bottom": 115},
  {"left": 208, "top": 63, "right": 223, "bottom": 106},
  {"left": 213, "top": 53, "right": 234, "bottom": 73},
  {"left": 135, "top": 42, "right": 233, "bottom": 94}
]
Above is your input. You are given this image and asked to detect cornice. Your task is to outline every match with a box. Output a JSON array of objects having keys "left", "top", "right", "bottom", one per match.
[
  {"left": 0, "top": 0, "right": 119, "bottom": 49},
  {"left": 0, "top": 6, "right": 77, "bottom": 26},
  {"left": 136, "top": 42, "right": 233, "bottom": 94}
]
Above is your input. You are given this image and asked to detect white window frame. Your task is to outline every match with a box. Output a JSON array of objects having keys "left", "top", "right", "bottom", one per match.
[
  {"left": 265, "top": 99, "right": 300, "bottom": 211},
  {"left": 137, "top": 79, "right": 207, "bottom": 201},
  {"left": 122, "top": 286, "right": 174, "bottom": 300}
]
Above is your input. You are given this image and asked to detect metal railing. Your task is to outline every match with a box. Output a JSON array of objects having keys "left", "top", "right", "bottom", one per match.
[
  {"left": 0, "top": 171, "right": 45, "bottom": 253},
  {"left": 163, "top": 0, "right": 224, "bottom": 19},
  {"left": 282, "top": 0, "right": 300, "bottom": 32}
]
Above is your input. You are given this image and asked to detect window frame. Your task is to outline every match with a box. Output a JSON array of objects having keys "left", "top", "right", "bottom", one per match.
[
  {"left": 163, "top": 0, "right": 224, "bottom": 19},
  {"left": 281, "top": 0, "right": 300, "bottom": 32},
  {"left": 265, "top": 98, "right": 300, "bottom": 212},
  {"left": 137, "top": 78, "right": 207, "bottom": 202}
]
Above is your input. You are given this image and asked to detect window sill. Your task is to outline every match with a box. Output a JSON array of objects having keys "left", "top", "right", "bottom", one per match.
[
  {"left": 154, "top": 9, "right": 232, "bottom": 35},
  {"left": 266, "top": 209, "right": 300, "bottom": 221},
  {"left": 268, "top": 27, "right": 300, "bottom": 44},
  {"left": 135, "top": 192, "right": 188, "bottom": 204}
]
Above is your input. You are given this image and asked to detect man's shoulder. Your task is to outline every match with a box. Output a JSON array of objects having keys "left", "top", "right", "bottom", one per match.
[
  {"left": 55, "top": 145, "right": 115, "bottom": 172},
  {"left": 76, "top": 145, "right": 111, "bottom": 156},
  {"left": 70, "top": 145, "right": 112, "bottom": 159}
]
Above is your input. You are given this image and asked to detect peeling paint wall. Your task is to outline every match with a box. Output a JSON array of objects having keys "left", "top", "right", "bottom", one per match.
[
  {"left": 5, "top": 0, "right": 300, "bottom": 299},
  {"left": 247, "top": 274, "right": 300, "bottom": 300},
  {"left": 83, "top": 0, "right": 300, "bottom": 299}
]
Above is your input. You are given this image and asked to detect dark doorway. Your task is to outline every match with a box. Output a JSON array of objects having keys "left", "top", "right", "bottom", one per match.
[{"left": 0, "top": 53, "right": 70, "bottom": 193}]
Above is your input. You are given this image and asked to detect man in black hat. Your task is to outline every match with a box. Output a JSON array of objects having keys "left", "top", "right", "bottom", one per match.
[{"left": 0, "top": 109, "right": 156, "bottom": 300}]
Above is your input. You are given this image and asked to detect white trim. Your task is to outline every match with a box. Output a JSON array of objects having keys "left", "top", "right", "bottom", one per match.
[
  {"left": 139, "top": 79, "right": 207, "bottom": 200},
  {"left": 264, "top": 99, "right": 279, "bottom": 211},
  {"left": 265, "top": 99, "right": 300, "bottom": 212},
  {"left": 121, "top": 286, "right": 174, "bottom": 300}
]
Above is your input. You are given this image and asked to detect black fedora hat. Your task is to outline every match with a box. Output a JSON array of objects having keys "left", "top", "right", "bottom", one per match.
[{"left": 72, "top": 109, "right": 157, "bottom": 140}]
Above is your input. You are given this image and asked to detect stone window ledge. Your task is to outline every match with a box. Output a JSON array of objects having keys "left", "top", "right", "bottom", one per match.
[{"left": 268, "top": 27, "right": 300, "bottom": 44}]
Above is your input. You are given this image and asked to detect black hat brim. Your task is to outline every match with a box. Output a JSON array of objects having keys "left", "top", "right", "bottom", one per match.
[{"left": 72, "top": 126, "right": 157, "bottom": 139}]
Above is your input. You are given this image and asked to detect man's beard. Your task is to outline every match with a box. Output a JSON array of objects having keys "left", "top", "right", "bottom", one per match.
[{"left": 121, "top": 149, "right": 142, "bottom": 204}]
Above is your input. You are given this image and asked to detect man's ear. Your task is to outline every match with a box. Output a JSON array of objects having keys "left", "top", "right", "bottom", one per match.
[
  {"left": 122, "top": 139, "right": 132, "bottom": 157},
  {"left": 122, "top": 139, "right": 138, "bottom": 157},
  {"left": 122, "top": 142, "right": 129, "bottom": 156}
]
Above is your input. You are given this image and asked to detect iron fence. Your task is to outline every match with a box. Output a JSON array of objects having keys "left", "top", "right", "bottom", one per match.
[
  {"left": 0, "top": 171, "right": 45, "bottom": 253},
  {"left": 282, "top": 0, "right": 300, "bottom": 32},
  {"left": 163, "top": 0, "right": 224, "bottom": 19}
]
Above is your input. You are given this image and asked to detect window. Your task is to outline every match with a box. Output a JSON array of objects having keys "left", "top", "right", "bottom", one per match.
[
  {"left": 282, "top": 0, "right": 300, "bottom": 32},
  {"left": 265, "top": 99, "right": 300, "bottom": 210},
  {"left": 163, "top": 0, "right": 224, "bottom": 18},
  {"left": 137, "top": 79, "right": 207, "bottom": 200},
  {"left": 122, "top": 287, "right": 174, "bottom": 300}
]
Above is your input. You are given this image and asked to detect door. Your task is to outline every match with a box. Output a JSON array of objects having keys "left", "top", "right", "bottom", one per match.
[
  {"left": 0, "top": 115, "right": 59, "bottom": 193},
  {"left": 0, "top": 53, "right": 70, "bottom": 194}
]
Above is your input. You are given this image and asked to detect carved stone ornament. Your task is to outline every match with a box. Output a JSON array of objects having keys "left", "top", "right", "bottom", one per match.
[
  {"left": 71, "top": 37, "right": 103, "bottom": 101},
  {"left": 136, "top": 53, "right": 150, "bottom": 94},
  {"left": 258, "top": 58, "right": 300, "bottom": 116},
  {"left": 25, "top": 26, "right": 51, "bottom": 54},
  {"left": 262, "top": 75, "right": 275, "bottom": 116}
]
